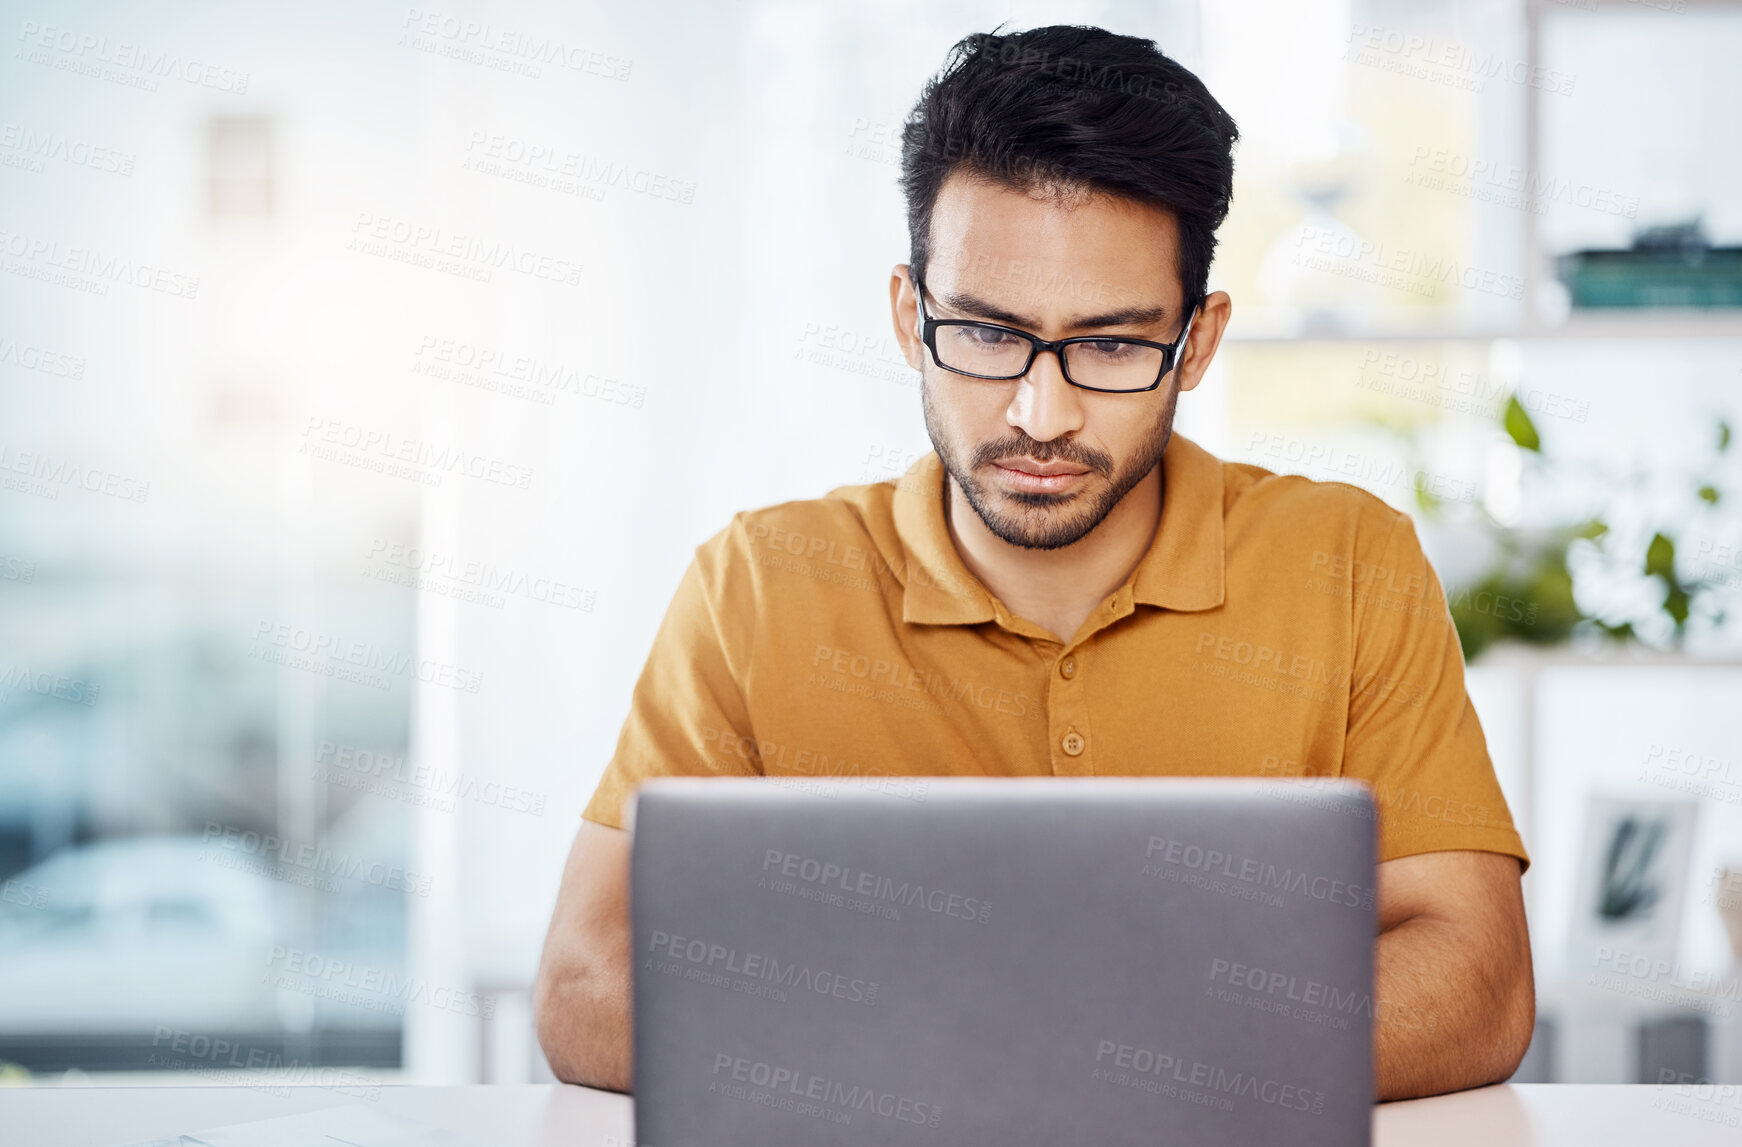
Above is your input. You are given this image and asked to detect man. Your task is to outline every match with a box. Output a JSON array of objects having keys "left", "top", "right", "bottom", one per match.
[{"left": 534, "top": 25, "right": 1533, "bottom": 1102}]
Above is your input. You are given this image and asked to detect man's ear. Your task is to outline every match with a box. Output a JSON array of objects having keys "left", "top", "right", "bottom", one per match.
[
  {"left": 889, "top": 264, "right": 926, "bottom": 372},
  {"left": 1173, "top": 288, "right": 1232, "bottom": 394}
]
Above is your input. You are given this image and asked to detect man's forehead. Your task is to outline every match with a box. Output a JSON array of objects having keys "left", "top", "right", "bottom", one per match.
[
  {"left": 926, "top": 265, "right": 1176, "bottom": 331},
  {"left": 927, "top": 176, "right": 1183, "bottom": 321}
]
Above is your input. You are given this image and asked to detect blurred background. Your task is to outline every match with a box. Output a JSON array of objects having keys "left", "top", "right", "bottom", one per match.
[{"left": 1, "top": 0, "right": 1739, "bottom": 1093}]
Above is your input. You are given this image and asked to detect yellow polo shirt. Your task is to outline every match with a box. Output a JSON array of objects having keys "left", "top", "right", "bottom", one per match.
[{"left": 582, "top": 433, "right": 1528, "bottom": 868}]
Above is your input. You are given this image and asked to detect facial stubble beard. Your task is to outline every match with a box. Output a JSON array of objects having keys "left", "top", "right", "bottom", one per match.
[{"left": 920, "top": 372, "right": 1179, "bottom": 551}]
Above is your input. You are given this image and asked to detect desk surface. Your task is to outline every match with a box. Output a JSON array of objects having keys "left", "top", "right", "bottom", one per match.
[{"left": 4, "top": 1082, "right": 1741, "bottom": 1145}]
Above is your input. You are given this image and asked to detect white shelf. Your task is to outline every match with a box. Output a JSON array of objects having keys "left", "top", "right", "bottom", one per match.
[{"left": 1224, "top": 310, "right": 1742, "bottom": 345}]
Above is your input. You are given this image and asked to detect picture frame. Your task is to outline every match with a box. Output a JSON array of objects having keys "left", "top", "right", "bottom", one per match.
[{"left": 1567, "top": 794, "right": 1700, "bottom": 970}]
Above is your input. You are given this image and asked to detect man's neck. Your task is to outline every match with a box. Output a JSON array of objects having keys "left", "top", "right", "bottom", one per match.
[{"left": 943, "top": 464, "right": 1164, "bottom": 645}]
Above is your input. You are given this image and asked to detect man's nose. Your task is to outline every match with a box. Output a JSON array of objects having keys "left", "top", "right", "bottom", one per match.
[{"left": 1006, "top": 347, "right": 1086, "bottom": 444}]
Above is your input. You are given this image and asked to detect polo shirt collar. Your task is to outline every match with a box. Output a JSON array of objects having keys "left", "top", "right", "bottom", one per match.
[
  {"left": 890, "top": 454, "right": 998, "bottom": 626},
  {"left": 891, "top": 432, "right": 1226, "bottom": 626},
  {"left": 1130, "top": 432, "right": 1226, "bottom": 612}
]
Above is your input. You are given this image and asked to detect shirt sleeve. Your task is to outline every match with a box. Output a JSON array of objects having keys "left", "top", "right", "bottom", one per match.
[
  {"left": 1339, "top": 511, "right": 1530, "bottom": 870},
  {"left": 580, "top": 520, "right": 762, "bottom": 830}
]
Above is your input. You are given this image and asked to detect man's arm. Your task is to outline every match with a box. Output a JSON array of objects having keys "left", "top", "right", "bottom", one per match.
[
  {"left": 533, "top": 819, "right": 634, "bottom": 1090},
  {"left": 1373, "top": 848, "right": 1534, "bottom": 1101}
]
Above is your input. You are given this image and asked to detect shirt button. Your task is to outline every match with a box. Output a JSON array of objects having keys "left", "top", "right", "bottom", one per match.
[
  {"left": 1061, "top": 731, "right": 1085, "bottom": 756},
  {"left": 1059, "top": 658, "right": 1076, "bottom": 680}
]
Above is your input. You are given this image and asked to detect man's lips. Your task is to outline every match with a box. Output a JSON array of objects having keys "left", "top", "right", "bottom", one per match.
[
  {"left": 991, "top": 459, "right": 1092, "bottom": 494},
  {"left": 994, "top": 458, "right": 1090, "bottom": 477}
]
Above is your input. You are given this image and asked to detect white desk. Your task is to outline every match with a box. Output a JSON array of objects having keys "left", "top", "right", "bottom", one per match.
[{"left": 4, "top": 1082, "right": 1741, "bottom": 1145}]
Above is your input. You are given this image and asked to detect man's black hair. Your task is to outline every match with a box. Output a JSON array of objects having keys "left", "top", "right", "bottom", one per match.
[{"left": 900, "top": 24, "right": 1239, "bottom": 307}]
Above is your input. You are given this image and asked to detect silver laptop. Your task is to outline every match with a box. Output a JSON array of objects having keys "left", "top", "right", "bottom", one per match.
[{"left": 630, "top": 776, "right": 1376, "bottom": 1147}]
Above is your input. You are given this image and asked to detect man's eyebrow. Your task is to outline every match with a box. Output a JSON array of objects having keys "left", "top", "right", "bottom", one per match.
[{"left": 938, "top": 288, "right": 1173, "bottom": 331}]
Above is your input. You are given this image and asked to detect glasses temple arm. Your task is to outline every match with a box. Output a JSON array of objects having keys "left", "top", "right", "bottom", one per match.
[{"left": 1173, "top": 301, "right": 1200, "bottom": 370}]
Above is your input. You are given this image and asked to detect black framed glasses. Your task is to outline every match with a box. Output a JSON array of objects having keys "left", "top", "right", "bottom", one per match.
[{"left": 913, "top": 276, "right": 1199, "bottom": 393}]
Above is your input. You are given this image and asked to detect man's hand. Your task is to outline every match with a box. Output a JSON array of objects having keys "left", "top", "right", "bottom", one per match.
[
  {"left": 533, "top": 820, "right": 634, "bottom": 1091},
  {"left": 1373, "top": 849, "right": 1534, "bottom": 1100}
]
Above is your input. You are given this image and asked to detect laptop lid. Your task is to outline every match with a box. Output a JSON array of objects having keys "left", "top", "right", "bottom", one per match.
[{"left": 631, "top": 776, "right": 1376, "bottom": 1147}]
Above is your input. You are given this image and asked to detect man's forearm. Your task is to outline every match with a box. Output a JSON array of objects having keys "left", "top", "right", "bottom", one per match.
[
  {"left": 534, "top": 953, "right": 634, "bottom": 1092},
  {"left": 1373, "top": 913, "right": 1534, "bottom": 1100}
]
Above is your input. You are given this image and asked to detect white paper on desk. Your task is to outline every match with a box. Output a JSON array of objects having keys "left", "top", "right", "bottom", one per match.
[{"left": 116, "top": 1103, "right": 496, "bottom": 1147}]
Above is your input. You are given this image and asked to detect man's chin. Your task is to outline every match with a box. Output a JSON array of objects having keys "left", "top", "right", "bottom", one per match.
[{"left": 980, "top": 503, "right": 1108, "bottom": 551}]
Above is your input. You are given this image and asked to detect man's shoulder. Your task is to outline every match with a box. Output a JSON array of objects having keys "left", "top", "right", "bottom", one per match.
[
  {"left": 1216, "top": 452, "right": 1412, "bottom": 543},
  {"left": 696, "top": 474, "right": 903, "bottom": 575},
  {"left": 1203, "top": 448, "right": 1445, "bottom": 635}
]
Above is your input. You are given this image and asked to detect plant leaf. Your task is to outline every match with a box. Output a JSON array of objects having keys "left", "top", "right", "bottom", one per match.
[
  {"left": 1699, "top": 484, "right": 1720, "bottom": 505},
  {"left": 1644, "top": 532, "right": 1676, "bottom": 581},
  {"left": 1503, "top": 394, "right": 1541, "bottom": 452}
]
